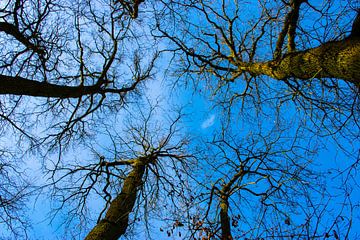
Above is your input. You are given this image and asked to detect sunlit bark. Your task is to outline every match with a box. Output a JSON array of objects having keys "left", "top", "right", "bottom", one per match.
[{"left": 243, "top": 37, "right": 360, "bottom": 84}]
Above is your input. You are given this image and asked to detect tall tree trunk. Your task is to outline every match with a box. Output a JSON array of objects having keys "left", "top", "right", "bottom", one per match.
[
  {"left": 218, "top": 169, "right": 245, "bottom": 240},
  {"left": 220, "top": 196, "right": 233, "bottom": 240},
  {"left": 242, "top": 37, "right": 360, "bottom": 84},
  {"left": 85, "top": 160, "right": 145, "bottom": 240}
]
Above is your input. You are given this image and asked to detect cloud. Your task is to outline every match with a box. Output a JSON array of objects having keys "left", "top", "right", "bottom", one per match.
[{"left": 201, "top": 114, "right": 216, "bottom": 129}]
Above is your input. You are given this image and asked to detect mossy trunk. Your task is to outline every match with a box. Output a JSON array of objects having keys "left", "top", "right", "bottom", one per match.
[
  {"left": 85, "top": 161, "right": 145, "bottom": 240},
  {"left": 244, "top": 37, "right": 360, "bottom": 84}
]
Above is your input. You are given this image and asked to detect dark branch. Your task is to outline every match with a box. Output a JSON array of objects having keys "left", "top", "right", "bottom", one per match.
[
  {"left": 0, "top": 22, "right": 45, "bottom": 56},
  {"left": 0, "top": 74, "right": 139, "bottom": 98}
]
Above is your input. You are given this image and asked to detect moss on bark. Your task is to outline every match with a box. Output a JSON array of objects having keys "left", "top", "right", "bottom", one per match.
[{"left": 245, "top": 37, "right": 360, "bottom": 84}]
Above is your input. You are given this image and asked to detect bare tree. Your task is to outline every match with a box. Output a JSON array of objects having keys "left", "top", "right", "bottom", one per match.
[
  {"left": 155, "top": 0, "right": 360, "bottom": 134},
  {"left": 43, "top": 101, "right": 194, "bottom": 239},
  {"left": 183, "top": 124, "right": 355, "bottom": 240},
  {"left": 0, "top": 0, "right": 158, "bottom": 235},
  {"left": 1, "top": 1, "right": 359, "bottom": 239},
  {"left": 0, "top": 150, "right": 31, "bottom": 239},
  {"left": 0, "top": 0, "right": 157, "bottom": 148}
]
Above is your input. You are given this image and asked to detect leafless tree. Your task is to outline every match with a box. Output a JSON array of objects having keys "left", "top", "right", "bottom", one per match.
[
  {"left": 0, "top": 150, "right": 31, "bottom": 239},
  {"left": 42, "top": 101, "right": 194, "bottom": 239},
  {"left": 155, "top": 0, "right": 360, "bottom": 135},
  {"left": 0, "top": 0, "right": 158, "bottom": 236},
  {"left": 1, "top": 1, "right": 360, "bottom": 239},
  {"left": 0, "top": 0, "right": 157, "bottom": 148},
  {"left": 181, "top": 123, "right": 356, "bottom": 240}
]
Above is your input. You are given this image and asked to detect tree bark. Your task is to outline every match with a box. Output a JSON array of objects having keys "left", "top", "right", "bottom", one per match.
[
  {"left": 85, "top": 160, "right": 145, "bottom": 240},
  {"left": 242, "top": 37, "right": 360, "bottom": 84},
  {"left": 0, "top": 75, "right": 138, "bottom": 98},
  {"left": 220, "top": 196, "right": 232, "bottom": 240},
  {"left": 0, "top": 75, "right": 101, "bottom": 98},
  {"left": 218, "top": 169, "right": 246, "bottom": 240}
]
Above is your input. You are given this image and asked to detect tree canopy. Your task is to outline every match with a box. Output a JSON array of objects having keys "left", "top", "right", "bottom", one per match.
[{"left": 0, "top": 0, "right": 359, "bottom": 239}]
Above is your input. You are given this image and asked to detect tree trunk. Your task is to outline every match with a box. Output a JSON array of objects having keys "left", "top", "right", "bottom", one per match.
[
  {"left": 85, "top": 161, "right": 145, "bottom": 240},
  {"left": 242, "top": 37, "right": 360, "bottom": 84},
  {"left": 220, "top": 196, "right": 233, "bottom": 240}
]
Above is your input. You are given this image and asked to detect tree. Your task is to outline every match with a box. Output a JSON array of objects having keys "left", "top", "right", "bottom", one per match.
[
  {"left": 155, "top": 0, "right": 360, "bottom": 135},
  {"left": 0, "top": 0, "right": 157, "bottom": 147},
  {"left": 44, "top": 101, "right": 194, "bottom": 239},
  {"left": 0, "top": 0, "right": 359, "bottom": 239},
  {"left": 0, "top": 0, "right": 158, "bottom": 237},
  {"left": 153, "top": 2, "right": 359, "bottom": 238},
  {"left": 188, "top": 125, "right": 354, "bottom": 239},
  {"left": 0, "top": 150, "right": 31, "bottom": 238}
]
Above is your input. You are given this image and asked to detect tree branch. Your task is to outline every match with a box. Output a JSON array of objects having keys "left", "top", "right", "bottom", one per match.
[
  {"left": 0, "top": 74, "right": 140, "bottom": 98},
  {"left": 0, "top": 22, "right": 45, "bottom": 56},
  {"left": 274, "top": 0, "right": 305, "bottom": 59}
]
